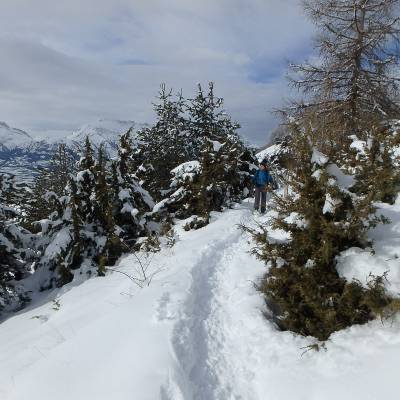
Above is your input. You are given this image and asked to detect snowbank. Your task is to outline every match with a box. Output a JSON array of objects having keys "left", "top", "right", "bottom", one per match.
[{"left": 337, "top": 202, "right": 400, "bottom": 297}]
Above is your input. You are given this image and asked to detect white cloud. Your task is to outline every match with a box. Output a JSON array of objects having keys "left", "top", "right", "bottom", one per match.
[{"left": 0, "top": 0, "right": 314, "bottom": 145}]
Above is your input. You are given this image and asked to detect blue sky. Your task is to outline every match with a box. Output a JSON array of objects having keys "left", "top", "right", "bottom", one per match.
[{"left": 0, "top": 0, "right": 314, "bottom": 145}]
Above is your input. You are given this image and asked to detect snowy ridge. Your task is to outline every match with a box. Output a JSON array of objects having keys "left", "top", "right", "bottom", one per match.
[
  {"left": 66, "top": 119, "right": 149, "bottom": 148},
  {"left": 1, "top": 199, "right": 400, "bottom": 399},
  {"left": 0, "top": 121, "right": 33, "bottom": 150}
]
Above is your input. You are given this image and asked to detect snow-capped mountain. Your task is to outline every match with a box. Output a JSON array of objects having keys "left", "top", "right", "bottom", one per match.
[
  {"left": 0, "top": 120, "right": 149, "bottom": 184},
  {"left": 0, "top": 122, "right": 54, "bottom": 183},
  {"left": 0, "top": 122, "right": 33, "bottom": 151},
  {"left": 68, "top": 120, "right": 141, "bottom": 145}
]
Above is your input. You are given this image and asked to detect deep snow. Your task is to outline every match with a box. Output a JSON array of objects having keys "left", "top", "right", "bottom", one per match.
[{"left": 1, "top": 198, "right": 400, "bottom": 400}]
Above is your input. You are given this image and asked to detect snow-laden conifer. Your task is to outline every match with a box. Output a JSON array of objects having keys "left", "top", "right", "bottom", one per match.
[
  {"left": 110, "top": 129, "right": 154, "bottom": 243},
  {"left": 36, "top": 135, "right": 153, "bottom": 287},
  {"left": 245, "top": 127, "right": 392, "bottom": 340},
  {"left": 0, "top": 174, "right": 33, "bottom": 312},
  {"left": 24, "top": 143, "right": 76, "bottom": 228},
  {"left": 153, "top": 83, "right": 255, "bottom": 225},
  {"left": 135, "top": 85, "right": 189, "bottom": 200}
]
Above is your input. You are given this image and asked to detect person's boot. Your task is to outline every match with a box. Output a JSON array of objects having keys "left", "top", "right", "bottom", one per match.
[{"left": 260, "top": 207, "right": 266, "bottom": 214}]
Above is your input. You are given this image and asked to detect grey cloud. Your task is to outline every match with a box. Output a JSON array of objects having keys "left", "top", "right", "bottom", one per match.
[{"left": 0, "top": 0, "right": 314, "bottom": 145}]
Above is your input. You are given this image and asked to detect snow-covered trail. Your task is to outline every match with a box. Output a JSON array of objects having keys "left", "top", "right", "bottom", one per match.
[
  {"left": 163, "top": 214, "right": 254, "bottom": 399},
  {"left": 1, "top": 199, "right": 400, "bottom": 400}
]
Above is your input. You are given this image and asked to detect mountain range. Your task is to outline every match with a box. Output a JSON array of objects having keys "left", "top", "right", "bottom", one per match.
[{"left": 0, "top": 120, "right": 149, "bottom": 184}]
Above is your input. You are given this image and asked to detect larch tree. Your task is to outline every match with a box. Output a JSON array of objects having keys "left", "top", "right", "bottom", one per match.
[{"left": 288, "top": 0, "right": 400, "bottom": 156}]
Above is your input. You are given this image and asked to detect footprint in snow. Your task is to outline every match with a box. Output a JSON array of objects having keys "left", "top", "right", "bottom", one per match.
[
  {"left": 154, "top": 292, "right": 177, "bottom": 322},
  {"left": 30, "top": 315, "right": 49, "bottom": 323}
]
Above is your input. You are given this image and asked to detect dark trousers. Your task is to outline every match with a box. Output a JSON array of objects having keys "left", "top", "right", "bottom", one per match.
[{"left": 254, "top": 187, "right": 267, "bottom": 212}]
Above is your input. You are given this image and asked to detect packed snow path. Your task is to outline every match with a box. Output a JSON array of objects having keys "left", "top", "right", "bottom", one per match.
[
  {"left": 163, "top": 216, "right": 254, "bottom": 399},
  {"left": 1, "top": 199, "right": 400, "bottom": 400}
]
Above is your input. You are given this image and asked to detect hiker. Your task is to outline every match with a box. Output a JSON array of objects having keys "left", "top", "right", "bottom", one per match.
[{"left": 252, "top": 159, "right": 274, "bottom": 213}]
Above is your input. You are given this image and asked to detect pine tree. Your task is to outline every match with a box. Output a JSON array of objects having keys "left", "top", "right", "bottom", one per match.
[
  {"left": 36, "top": 137, "right": 100, "bottom": 287},
  {"left": 351, "top": 123, "right": 400, "bottom": 203},
  {"left": 284, "top": 0, "right": 400, "bottom": 202},
  {"left": 153, "top": 83, "right": 256, "bottom": 225},
  {"left": 188, "top": 82, "right": 255, "bottom": 217},
  {"left": 135, "top": 85, "right": 189, "bottom": 200},
  {"left": 110, "top": 130, "right": 154, "bottom": 243},
  {"left": 0, "top": 174, "right": 31, "bottom": 312},
  {"left": 36, "top": 135, "right": 154, "bottom": 287},
  {"left": 25, "top": 143, "right": 76, "bottom": 228},
  {"left": 93, "top": 145, "right": 121, "bottom": 275},
  {"left": 76, "top": 136, "right": 96, "bottom": 224},
  {"left": 245, "top": 127, "right": 391, "bottom": 340},
  {"left": 65, "top": 178, "right": 84, "bottom": 271},
  {"left": 153, "top": 160, "right": 202, "bottom": 220}
]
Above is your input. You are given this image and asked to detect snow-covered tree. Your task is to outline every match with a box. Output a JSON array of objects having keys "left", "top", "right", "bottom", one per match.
[
  {"left": 36, "top": 135, "right": 153, "bottom": 287},
  {"left": 137, "top": 83, "right": 255, "bottom": 226},
  {"left": 351, "top": 122, "right": 400, "bottom": 203},
  {"left": 36, "top": 138, "right": 110, "bottom": 286},
  {"left": 245, "top": 127, "right": 391, "bottom": 340},
  {"left": 0, "top": 174, "right": 32, "bottom": 312},
  {"left": 152, "top": 160, "right": 202, "bottom": 220},
  {"left": 152, "top": 83, "right": 255, "bottom": 225},
  {"left": 25, "top": 143, "right": 76, "bottom": 228},
  {"left": 186, "top": 82, "right": 255, "bottom": 217},
  {"left": 135, "top": 85, "right": 189, "bottom": 200},
  {"left": 110, "top": 130, "right": 154, "bottom": 244},
  {"left": 35, "top": 140, "right": 93, "bottom": 287}
]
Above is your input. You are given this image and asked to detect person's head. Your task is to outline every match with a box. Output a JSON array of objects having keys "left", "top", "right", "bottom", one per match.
[{"left": 259, "top": 159, "right": 268, "bottom": 170}]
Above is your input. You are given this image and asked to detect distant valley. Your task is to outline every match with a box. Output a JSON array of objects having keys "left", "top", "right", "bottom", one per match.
[{"left": 0, "top": 120, "right": 149, "bottom": 184}]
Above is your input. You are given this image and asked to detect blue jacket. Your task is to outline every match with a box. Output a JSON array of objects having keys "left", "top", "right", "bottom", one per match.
[{"left": 253, "top": 169, "right": 273, "bottom": 187}]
